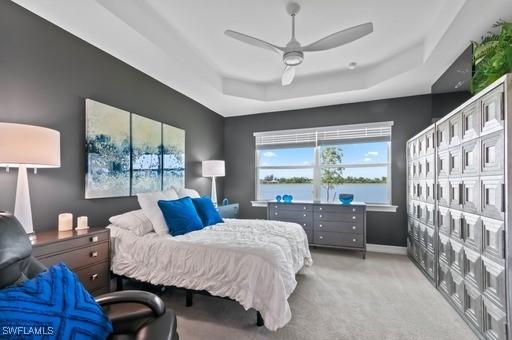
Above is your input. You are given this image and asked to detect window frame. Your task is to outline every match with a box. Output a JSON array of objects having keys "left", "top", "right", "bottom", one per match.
[{"left": 254, "top": 123, "right": 393, "bottom": 205}]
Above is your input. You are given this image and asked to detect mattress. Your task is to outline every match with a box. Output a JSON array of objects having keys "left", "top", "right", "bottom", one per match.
[{"left": 108, "top": 218, "right": 312, "bottom": 330}]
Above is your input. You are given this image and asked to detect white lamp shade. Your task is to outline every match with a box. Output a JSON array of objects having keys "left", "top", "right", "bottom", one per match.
[
  {"left": 202, "top": 160, "right": 225, "bottom": 177},
  {"left": 0, "top": 123, "right": 61, "bottom": 168}
]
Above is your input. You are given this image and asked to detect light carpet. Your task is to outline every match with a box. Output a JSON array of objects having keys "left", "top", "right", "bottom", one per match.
[{"left": 133, "top": 248, "right": 478, "bottom": 340}]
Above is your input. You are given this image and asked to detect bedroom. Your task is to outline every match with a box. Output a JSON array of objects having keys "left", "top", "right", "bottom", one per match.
[{"left": 0, "top": 0, "right": 511, "bottom": 339}]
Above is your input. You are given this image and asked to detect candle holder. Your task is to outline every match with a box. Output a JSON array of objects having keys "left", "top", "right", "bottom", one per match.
[
  {"left": 76, "top": 216, "right": 89, "bottom": 230},
  {"left": 58, "top": 213, "right": 73, "bottom": 231}
]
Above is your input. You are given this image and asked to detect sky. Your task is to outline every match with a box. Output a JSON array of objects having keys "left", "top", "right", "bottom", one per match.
[{"left": 258, "top": 142, "right": 389, "bottom": 179}]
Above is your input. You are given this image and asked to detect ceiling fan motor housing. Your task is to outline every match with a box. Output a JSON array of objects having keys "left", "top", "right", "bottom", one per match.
[{"left": 283, "top": 51, "right": 304, "bottom": 66}]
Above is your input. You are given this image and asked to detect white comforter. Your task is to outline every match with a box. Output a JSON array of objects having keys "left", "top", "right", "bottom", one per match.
[{"left": 109, "top": 218, "right": 312, "bottom": 330}]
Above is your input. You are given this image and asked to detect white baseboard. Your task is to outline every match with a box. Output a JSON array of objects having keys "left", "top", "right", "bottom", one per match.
[{"left": 367, "top": 243, "right": 407, "bottom": 255}]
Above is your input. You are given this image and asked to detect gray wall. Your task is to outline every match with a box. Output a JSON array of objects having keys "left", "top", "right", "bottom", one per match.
[
  {"left": 0, "top": 1, "right": 224, "bottom": 231},
  {"left": 224, "top": 96, "right": 434, "bottom": 247},
  {"left": 432, "top": 92, "right": 471, "bottom": 119}
]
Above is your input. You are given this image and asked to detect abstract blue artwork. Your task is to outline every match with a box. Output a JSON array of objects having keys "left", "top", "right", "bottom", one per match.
[
  {"left": 85, "top": 99, "right": 130, "bottom": 199},
  {"left": 85, "top": 99, "right": 186, "bottom": 198}
]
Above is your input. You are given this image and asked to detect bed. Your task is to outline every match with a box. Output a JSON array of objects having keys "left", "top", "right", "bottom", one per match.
[{"left": 108, "top": 218, "right": 313, "bottom": 331}]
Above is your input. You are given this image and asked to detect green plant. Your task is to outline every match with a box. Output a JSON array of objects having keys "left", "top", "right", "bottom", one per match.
[
  {"left": 472, "top": 20, "right": 512, "bottom": 93},
  {"left": 321, "top": 146, "right": 344, "bottom": 201}
]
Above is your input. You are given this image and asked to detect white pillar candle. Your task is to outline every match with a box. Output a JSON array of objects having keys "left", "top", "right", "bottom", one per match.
[
  {"left": 58, "top": 213, "right": 73, "bottom": 231},
  {"left": 77, "top": 216, "right": 89, "bottom": 229}
]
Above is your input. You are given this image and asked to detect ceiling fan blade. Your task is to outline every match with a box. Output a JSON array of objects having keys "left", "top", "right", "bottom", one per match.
[
  {"left": 224, "top": 30, "right": 283, "bottom": 54},
  {"left": 281, "top": 66, "right": 296, "bottom": 86},
  {"left": 302, "top": 22, "right": 373, "bottom": 52}
]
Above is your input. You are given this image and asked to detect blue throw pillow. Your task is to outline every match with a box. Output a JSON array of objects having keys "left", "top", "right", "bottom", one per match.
[
  {"left": 158, "top": 197, "right": 204, "bottom": 236},
  {"left": 192, "top": 197, "right": 224, "bottom": 226},
  {"left": 0, "top": 262, "right": 112, "bottom": 339}
]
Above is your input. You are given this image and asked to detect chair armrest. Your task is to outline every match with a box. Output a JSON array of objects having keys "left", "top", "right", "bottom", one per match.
[
  {"left": 95, "top": 290, "right": 166, "bottom": 316},
  {"left": 135, "top": 308, "right": 178, "bottom": 340}
]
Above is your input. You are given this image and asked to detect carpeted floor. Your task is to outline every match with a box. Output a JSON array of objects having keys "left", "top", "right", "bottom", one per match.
[{"left": 134, "top": 248, "right": 478, "bottom": 340}]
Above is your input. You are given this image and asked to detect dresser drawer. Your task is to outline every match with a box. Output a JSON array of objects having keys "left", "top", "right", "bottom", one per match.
[
  {"left": 314, "top": 205, "right": 364, "bottom": 214},
  {"left": 269, "top": 203, "right": 313, "bottom": 212},
  {"left": 32, "top": 230, "right": 109, "bottom": 258},
  {"left": 76, "top": 261, "right": 109, "bottom": 293},
  {"left": 305, "top": 230, "right": 313, "bottom": 244},
  {"left": 270, "top": 210, "right": 313, "bottom": 221},
  {"left": 314, "top": 221, "right": 363, "bottom": 234},
  {"left": 314, "top": 231, "right": 363, "bottom": 248},
  {"left": 273, "top": 218, "right": 313, "bottom": 230},
  {"left": 36, "top": 241, "right": 109, "bottom": 271},
  {"left": 314, "top": 212, "right": 362, "bottom": 223}
]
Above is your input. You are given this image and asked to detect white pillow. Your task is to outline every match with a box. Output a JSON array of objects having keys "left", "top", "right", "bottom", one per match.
[
  {"left": 137, "top": 189, "right": 179, "bottom": 235},
  {"left": 109, "top": 210, "right": 153, "bottom": 236},
  {"left": 177, "top": 187, "right": 200, "bottom": 198}
]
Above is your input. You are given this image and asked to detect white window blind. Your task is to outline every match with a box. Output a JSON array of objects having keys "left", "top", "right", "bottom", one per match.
[{"left": 254, "top": 121, "right": 393, "bottom": 148}]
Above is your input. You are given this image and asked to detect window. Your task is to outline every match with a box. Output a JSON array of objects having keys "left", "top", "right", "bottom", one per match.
[{"left": 254, "top": 122, "right": 393, "bottom": 205}]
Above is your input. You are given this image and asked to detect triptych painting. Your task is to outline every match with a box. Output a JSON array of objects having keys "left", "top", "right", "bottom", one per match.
[{"left": 85, "top": 99, "right": 185, "bottom": 199}]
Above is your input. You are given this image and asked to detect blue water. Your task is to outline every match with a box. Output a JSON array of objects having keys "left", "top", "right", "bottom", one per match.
[{"left": 260, "top": 183, "right": 388, "bottom": 204}]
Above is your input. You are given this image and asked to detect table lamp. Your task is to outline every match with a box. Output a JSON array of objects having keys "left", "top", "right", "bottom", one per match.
[
  {"left": 202, "top": 160, "right": 225, "bottom": 206},
  {"left": 0, "top": 123, "right": 61, "bottom": 235}
]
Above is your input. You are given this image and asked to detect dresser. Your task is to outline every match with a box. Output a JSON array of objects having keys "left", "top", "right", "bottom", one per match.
[
  {"left": 217, "top": 203, "right": 240, "bottom": 218},
  {"left": 31, "top": 228, "right": 110, "bottom": 296},
  {"left": 267, "top": 201, "right": 367, "bottom": 258}
]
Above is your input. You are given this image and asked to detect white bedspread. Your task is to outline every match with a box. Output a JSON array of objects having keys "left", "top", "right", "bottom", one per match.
[{"left": 109, "top": 218, "right": 313, "bottom": 330}]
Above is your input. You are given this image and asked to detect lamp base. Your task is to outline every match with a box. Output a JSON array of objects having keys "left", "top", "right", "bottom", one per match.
[
  {"left": 211, "top": 176, "right": 218, "bottom": 207},
  {"left": 14, "top": 165, "right": 34, "bottom": 235}
]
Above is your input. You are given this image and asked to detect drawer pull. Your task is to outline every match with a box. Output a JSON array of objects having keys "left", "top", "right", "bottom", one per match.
[
  {"left": 319, "top": 224, "right": 323, "bottom": 228},
  {"left": 319, "top": 214, "right": 323, "bottom": 218},
  {"left": 90, "top": 251, "right": 98, "bottom": 258},
  {"left": 352, "top": 216, "right": 356, "bottom": 220},
  {"left": 275, "top": 212, "right": 278, "bottom": 216},
  {"left": 90, "top": 236, "right": 99, "bottom": 243},
  {"left": 319, "top": 207, "right": 322, "bottom": 211},
  {"left": 91, "top": 273, "right": 99, "bottom": 281},
  {"left": 303, "top": 206, "right": 307, "bottom": 210},
  {"left": 303, "top": 214, "right": 307, "bottom": 217},
  {"left": 352, "top": 239, "right": 356, "bottom": 242},
  {"left": 352, "top": 226, "right": 356, "bottom": 230},
  {"left": 352, "top": 208, "right": 356, "bottom": 212},
  {"left": 303, "top": 223, "right": 306, "bottom": 227},
  {"left": 319, "top": 236, "right": 324, "bottom": 239},
  {"left": 274, "top": 205, "right": 278, "bottom": 209}
]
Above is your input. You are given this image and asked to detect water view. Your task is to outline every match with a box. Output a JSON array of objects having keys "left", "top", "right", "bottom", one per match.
[{"left": 260, "top": 183, "right": 388, "bottom": 204}]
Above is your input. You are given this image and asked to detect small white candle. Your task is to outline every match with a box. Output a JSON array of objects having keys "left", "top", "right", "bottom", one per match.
[
  {"left": 58, "top": 213, "right": 73, "bottom": 231},
  {"left": 77, "top": 216, "right": 89, "bottom": 229}
]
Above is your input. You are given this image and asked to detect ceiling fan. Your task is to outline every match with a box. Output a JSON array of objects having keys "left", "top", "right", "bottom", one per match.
[{"left": 224, "top": 3, "right": 373, "bottom": 86}]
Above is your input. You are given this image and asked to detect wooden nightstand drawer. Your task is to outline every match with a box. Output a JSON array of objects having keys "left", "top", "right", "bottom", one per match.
[
  {"left": 36, "top": 241, "right": 109, "bottom": 271},
  {"left": 32, "top": 230, "right": 109, "bottom": 258},
  {"left": 30, "top": 227, "right": 111, "bottom": 296},
  {"left": 75, "top": 261, "right": 109, "bottom": 293}
]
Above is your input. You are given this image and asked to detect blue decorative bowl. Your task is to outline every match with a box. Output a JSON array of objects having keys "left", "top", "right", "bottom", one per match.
[
  {"left": 275, "top": 195, "right": 282, "bottom": 202},
  {"left": 283, "top": 194, "right": 293, "bottom": 203},
  {"left": 339, "top": 193, "right": 354, "bottom": 205}
]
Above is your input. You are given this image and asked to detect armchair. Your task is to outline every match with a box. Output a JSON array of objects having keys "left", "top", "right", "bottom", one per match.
[{"left": 0, "top": 213, "right": 178, "bottom": 340}]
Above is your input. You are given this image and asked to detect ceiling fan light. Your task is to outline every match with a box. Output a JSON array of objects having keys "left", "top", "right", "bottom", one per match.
[{"left": 283, "top": 51, "right": 304, "bottom": 66}]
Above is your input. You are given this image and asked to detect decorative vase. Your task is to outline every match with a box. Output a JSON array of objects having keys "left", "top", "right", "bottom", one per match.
[
  {"left": 283, "top": 195, "right": 293, "bottom": 203},
  {"left": 275, "top": 195, "right": 282, "bottom": 202},
  {"left": 339, "top": 193, "right": 354, "bottom": 205}
]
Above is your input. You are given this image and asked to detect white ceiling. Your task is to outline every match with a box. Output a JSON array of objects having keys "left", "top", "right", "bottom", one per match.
[{"left": 12, "top": 0, "right": 512, "bottom": 116}]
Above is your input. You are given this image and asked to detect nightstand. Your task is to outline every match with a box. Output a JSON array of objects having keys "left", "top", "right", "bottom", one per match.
[
  {"left": 217, "top": 203, "right": 240, "bottom": 218},
  {"left": 31, "top": 228, "right": 110, "bottom": 295}
]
